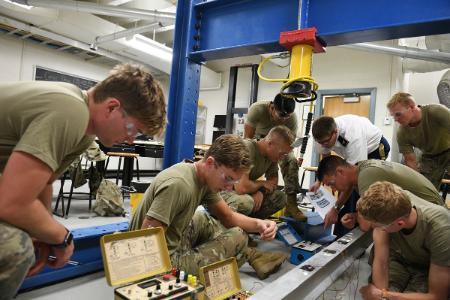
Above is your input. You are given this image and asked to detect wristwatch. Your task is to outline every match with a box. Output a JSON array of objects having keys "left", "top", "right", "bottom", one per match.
[
  {"left": 381, "top": 288, "right": 389, "bottom": 300},
  {"left": 333, "top": 204, "right": 342, "bottom": 212},
  {"left": 50, "top": 229, "right": 73, "bottom": 248},
  {"left": 258, "top": 187, "right": 267, "bottom": 194}
]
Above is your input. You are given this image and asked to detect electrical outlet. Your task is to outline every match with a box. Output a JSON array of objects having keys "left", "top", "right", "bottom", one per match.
[{"left": 383, "top": 116, "right": 391, "bottom": 125}]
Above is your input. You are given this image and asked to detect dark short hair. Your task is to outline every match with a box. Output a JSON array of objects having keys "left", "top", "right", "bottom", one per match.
[
  {"left": 273, "top": 93, "right": 295, "bottom": 117},
  {"left": 312, "top": 116, "right": 336, "bottom": 140},
  {"left": 317, "top": 155, "right": 349, "bottom": 181}
]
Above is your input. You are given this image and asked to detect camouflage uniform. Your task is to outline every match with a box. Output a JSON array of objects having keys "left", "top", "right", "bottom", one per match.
[
  {"left": 246, "top": 101, "right": 300, "bottom": 195},
  {"left": 93, "top": 179, "right": 125, "bottom": 216},
  {"left": 0, "top": 82, "right": 95, "bottom": 296},
  {"left": 0, "top": 222, "right": 35, "bottom": 300},
  {"left": 172, "top": 210, "right": 248, "bottom": 276},
  {"left": 221, "top": 139, "right": 287, "bottom": 219},
  {"left": 221, "top": 190, "right": 286, "bottom": 220}
]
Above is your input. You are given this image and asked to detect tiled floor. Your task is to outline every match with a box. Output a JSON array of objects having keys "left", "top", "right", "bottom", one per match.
[{"left": 17, "top": 178, "right": 374, "bottom": 300}]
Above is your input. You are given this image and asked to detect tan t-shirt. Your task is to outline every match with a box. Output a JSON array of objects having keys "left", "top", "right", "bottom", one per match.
[
  {"left": 357, "top": 160, "right": 444, "bottom": 206},
  {"left": 245, "top": 101, "right": 298, "bottom": 138},
  {"left": 0, "top": 81, "right": 94, "bottom": 176},
  {"left": 129, "top": 163, "right": 221, "bottom": 254},
  {"left": 390, "top": 192, "right": 450, "bottom": 268},
  {"left": 397, "top": 104, "right": 450, "bottom": 156},
  {"left": 245, "top": 139, "right": 278, "bottom": 180}
]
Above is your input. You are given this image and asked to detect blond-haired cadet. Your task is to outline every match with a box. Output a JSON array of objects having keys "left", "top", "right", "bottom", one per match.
[
  {"left": 357, "top": 182, "right": 450, "bottom": 300},
  {"left": 130, "top": 135, "right": 287, "bottom": 280},
  {"left": 388, "top": 92, "right": 450, "bottom": 189},
  {"left": 0, "top": 64, "right": 166, "bottom": 299}
]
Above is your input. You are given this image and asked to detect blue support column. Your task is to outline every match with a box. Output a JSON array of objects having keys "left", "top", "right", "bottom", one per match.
[
  {"left": 163, "top": 0, "right": 203, "bottom": 168},
  {"left": 164, "top": 0, "right": 450, "bottom": 168}
]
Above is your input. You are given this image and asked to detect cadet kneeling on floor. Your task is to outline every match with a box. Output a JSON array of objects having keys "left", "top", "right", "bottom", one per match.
[{"left": 129, "top": 134, "right": 288, "bottom": 280}]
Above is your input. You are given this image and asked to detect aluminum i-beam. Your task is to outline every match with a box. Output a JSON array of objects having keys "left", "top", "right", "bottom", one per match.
[{"left": 251, "top": 228, "right": 373, "bottom": 299}]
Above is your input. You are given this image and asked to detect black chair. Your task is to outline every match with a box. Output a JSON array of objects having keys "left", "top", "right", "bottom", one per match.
[
  {"left": 104, "top": 152, "right": 140, "bottom": 194},
  {"left": 53, "top": 158, "right": 98, "bottom": 218}
]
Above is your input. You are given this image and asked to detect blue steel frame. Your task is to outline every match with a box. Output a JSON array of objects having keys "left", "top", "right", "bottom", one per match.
[
  {"left": 164, "top": 0, "right": 450, "bottom": 167},
  {"left": 20, "top": 222, "right": 129, "bottom": 292}
]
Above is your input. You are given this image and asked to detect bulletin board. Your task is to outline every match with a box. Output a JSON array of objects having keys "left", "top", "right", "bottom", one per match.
[{"left": 34, "top": 66, "right": 98, "bottom": 90}]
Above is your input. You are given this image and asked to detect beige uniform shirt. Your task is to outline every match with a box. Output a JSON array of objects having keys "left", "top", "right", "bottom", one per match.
[
  {"left": 357, "top": 160, "right": 444, "bottom": 206},
  {"left": 0, "top": 81, "right": 94, "bottom": 176},
  {"left": 390, "top": 192, "right": 450, "bottom": 268},
  {"left": 246, "top": 101, "right": 298, "bottom": 138},
  {"left": 245, "top": 139, "right": 278, "bottom": 180},
  {"left": 397, "top": 104, "right": 450, "bottom": 156},
  {"left": 129, "top": 163, "right": 221, "bottom": 255}
]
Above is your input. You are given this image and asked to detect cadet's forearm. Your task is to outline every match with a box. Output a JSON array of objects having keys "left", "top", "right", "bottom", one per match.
[
  {"left": 336, "top": 187, "right": 352, "bottom": 208},
  {"left": 403, "top": 153, "right": 418, "bottom": 171},
  {"left": 227, "top": 211, "right": 259, "bottom": 233},
  {"left": 0, "top": 196, "right": 67, "bottom": 244},
  {"left": 234, "top": 180, "right": 264, "bottom": 194},
  {"left": 372, "top": 230, "right": 390, "bottom": 289},
  {"left": 383, "top": 291, "right": 441, "bottom": 300},
  {"left": 38, "top": 184, "right": 53, "bottom": 212}
]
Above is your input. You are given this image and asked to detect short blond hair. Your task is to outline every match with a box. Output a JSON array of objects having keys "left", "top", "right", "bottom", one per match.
[
  {"left": 93, "top": 63, "right": 166, "bottom": 136},
  {"left": 357, "top": 181, "right": 412, "bottom": 224},
  {"left": 204, "top": 134, "right": 251, "bottom": 172},
  {"left": 387, "top": 92, "right": 416, "bottom": 109},
  {"left": 266, "top": 125, "right": 295, "bottom": 146}
]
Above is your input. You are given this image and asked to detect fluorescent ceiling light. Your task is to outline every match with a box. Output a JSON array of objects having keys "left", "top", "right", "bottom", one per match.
[{"left": 3, "top": 0, "right": 32, "bottom": 9}]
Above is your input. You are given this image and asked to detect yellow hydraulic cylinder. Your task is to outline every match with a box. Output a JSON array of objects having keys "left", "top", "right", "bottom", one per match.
[{"left": 289, "top": 44, "right": 313, "bottom": 80}]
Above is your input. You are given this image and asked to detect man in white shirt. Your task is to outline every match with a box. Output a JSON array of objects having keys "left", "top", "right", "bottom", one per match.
[{"left": 310, "top": 114, "right": 390, "bottom": 236}]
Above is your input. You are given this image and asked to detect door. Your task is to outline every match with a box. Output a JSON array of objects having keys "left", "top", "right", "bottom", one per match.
[{"left": 323, "top": 95, "right": 370, "bottom": 118}]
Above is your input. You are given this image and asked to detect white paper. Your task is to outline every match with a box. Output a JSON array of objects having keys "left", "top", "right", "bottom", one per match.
[{"left": 305, "top": 186, "right": 336, "bottom": 219}]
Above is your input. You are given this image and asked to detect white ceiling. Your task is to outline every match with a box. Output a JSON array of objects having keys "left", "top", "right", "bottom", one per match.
[
  {"left": 0, "top": 0, "right": 448, "bottom": 81},
  {"left": 0, "top": 0, "right": 177, "bottom": 75}
]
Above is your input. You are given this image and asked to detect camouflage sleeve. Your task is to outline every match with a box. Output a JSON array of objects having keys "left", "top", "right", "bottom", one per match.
[{"left": 202, "top": 191, "right": 221, "bottom": 206}]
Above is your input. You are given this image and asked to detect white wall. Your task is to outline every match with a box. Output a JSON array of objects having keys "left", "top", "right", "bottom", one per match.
[
  {"left": 408, "top": 69, "right": 449, "bottom": 105},
  {"left": 0, "top": 34, "right": 110, "bottom": 82}
]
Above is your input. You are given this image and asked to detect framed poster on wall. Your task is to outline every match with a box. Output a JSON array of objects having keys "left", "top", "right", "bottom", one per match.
[{"left": 34, "top": 66, "right": 98, "bottom": 90}]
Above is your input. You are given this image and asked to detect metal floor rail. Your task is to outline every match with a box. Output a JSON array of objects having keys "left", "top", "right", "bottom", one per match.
[{"left": 251, "top": 228, "right": 372, "bottom": 299}]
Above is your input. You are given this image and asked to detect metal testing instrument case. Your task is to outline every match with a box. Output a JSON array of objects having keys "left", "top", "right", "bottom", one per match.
[
  {"left": 199, "top": 257, "right": 252, "bottom": 300},
  {"left": 101, "top": 227, "right": 204, "bottom": 300}
]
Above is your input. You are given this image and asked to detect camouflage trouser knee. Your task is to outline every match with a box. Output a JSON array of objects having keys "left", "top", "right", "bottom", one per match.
[
  {"left": 419, "top": 151, "right": 450, "bottom": 190},
  {"left": 279, "top": 152, "right": 300, "bottom": 195},
  {"left": 0, "top": 222, "right": 35, "bottom": 300},
  {"left": 221, "top": 191, "right": 254, "bottom": 216},
  {"left": 388, "top": 253, "right": 428, "bottom": 293},
  {"left": 171, "top": 210, "right": 248, "bottom": 276},
  {"left": 221, "top": 190, "right": 286, "bottom": 220}
]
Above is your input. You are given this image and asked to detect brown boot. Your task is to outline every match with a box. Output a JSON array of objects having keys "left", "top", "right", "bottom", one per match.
[
  {"left": 284, "top": 194, "right": 307, "bottom": 221},
  {"left": 246, "top": 247, "right": 288, "bottom": 280}
]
